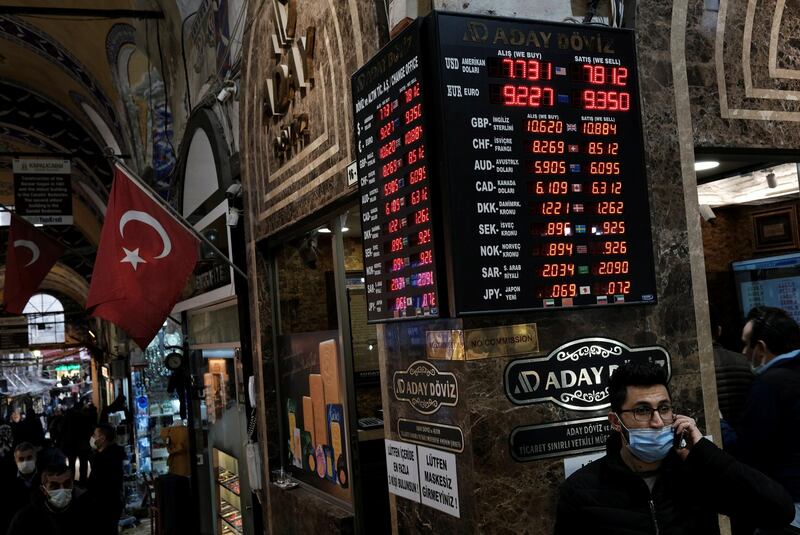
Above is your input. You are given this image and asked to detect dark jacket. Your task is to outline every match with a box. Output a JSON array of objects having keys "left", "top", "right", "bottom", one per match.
[
  {"left": 713, "top": 342, "right": 754, "bottom": 426},
  {"left": 554, "top": 434, "right": 794, "bottom": 534},
  {"left": 6, "top": 487, "right": 96, "bottom": 535},
  {"left": 87, "top": 443, "right": 125, "bottom": 509},
  {"left": 728, "top": 352, "right": 800, "bottom": 500},
  {"left": 0, "top": 469, "right": 39, "bottom": 534}
]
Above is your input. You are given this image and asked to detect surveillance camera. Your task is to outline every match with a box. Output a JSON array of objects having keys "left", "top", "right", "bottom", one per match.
[
  {"left": 216, "top": 81, "right": 238, "bottom": 103},
  {"left": 225, "top": 182, "right": 242, "bottom": 199},
  {"left": 767, "top": 172, "right": 777, "bottom": 189},
  {"left": 699, "top": 204, "right": 716, "bottom": 223}
]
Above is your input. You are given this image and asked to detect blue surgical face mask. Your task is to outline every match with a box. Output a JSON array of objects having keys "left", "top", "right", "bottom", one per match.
[{"left": 618, "top": 419, "right": 674, "bottom": 463}]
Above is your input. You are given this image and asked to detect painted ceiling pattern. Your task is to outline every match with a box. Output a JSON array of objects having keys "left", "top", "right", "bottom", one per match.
[{"left": 0, "top": 15, "right": 123, "bottom": 139}]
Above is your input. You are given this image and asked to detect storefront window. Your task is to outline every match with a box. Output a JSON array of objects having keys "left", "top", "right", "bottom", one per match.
[
  {"left": 274, "top": 224, "right": 353, "bottom": 504},
  {"left": 131, "top": 319, "right": 183, "bottom": 475}
]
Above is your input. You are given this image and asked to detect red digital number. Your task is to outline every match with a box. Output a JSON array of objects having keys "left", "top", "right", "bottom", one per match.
[
  {"left": 390, "top": 277, "right": 406, "bottom": 291},
  {"left": 408, "top": 166, "right": 426, "bottom": 184},
  {"left": 417, "top": 229, "right": 432, "bottom": 245},
  {"left": 406, "top": 146, "right": 425, "bottom": 165},
  {"left": 418, "top": 250, "right": 433, "bottom": 265},
  {"left": 502, "top": 58, "right": 553, "bottom": 80},
  {"left": 604, "top": 241, "right": 627, "bottom": 255},
  {"left": 582, "top": 122, "right": 618, "bottom": 135},
  {"left": 550, "top": 284, "right": 577, "bottom": 298},
  {"left": 595, "top": 261, "right": 630, "bottom": 275},
  {"left": 591, "top": 182, "right": 623, "bottom": 195},
  {"left": 414, "top": 208, "right": 430, "bottom": 225},
  {"left": 502, "top": 85, "right": 555, "bottom": 107},
  {"left": 532, "top": 181, "right": 568, "bottom": 195},
  {"left": 392, "top": 258, "right": 405, "bottom": 271},
  {"left": 404, "top": 125, "right": 423, "bottom": 145},
  {"left": 390, "top": 238, "right": 404, "bottom": 252},
  {"left": 379, "top": 139, "right": 400, "bottom": 160},
  {"left": 526, "top": 120, "right": 563, "bottom": 134},
  {"left": 378, "top": 101, "right": 394, "bottom": 120},
  {"left": 589, "top": 162, "right": 621, "bottom": 175},
  {"left": 384, "top": 197, "right": 405, "bottom": 215},
  {"left": 404, "top": 82, "right": 420, "bottom": 103},
  {"left": 606, "top": 281, "right": 631, "bottom": 294},
  {"left": 588, "top": 142, "right": 619, "bottom": 155},
  {"left": 383, "top": 178, "right": 400, "bottom": 196},
  {"left": 531, "top": 140, "right": 565, "bottom": 154},
  {"left": 544, "top": 222, "right": 571, "bottom": 236},
  {"left": 582, "top": 90, "right": 631, "bottom": 111},
  {"left": 546, "top": 243, "right": 574, "bottom": 256},
  {"left": 612, "top": 67, "right": 628, "bottom": 86},
  {"left": 382, "top": 159, "right": 402, "bottom": 178},
  {"left": 540, "top": 201, "right": 569, "bottom": 215},
  {"left": 404, "top": 103, "right": 422, "bottom": 124},
  {"left": 603, "top": 221, "right": 625, "bottom": 234},
  {"left": 410, "top": 186, "right": 428, "bottom": 206},
  {"left": 422, "top": 292, "right": 436, "bottom": 308},
  {"left": 533, "top": 161, "right": 566, "bottom": 174},
  {"left": 595, "top": 201, "right": 624, "bottom": 215},
  {"left": 379, "top": 121, "right": 395, "bottom": 140},
  {"left": 541, "top": 263, "right": 575, "bottom": 277}
]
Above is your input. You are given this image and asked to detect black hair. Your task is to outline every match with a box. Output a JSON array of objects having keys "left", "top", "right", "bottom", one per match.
[
  {"left": 14, "top": 442, "right": 35, "bottom": 455},
  {"left": 746, "top": 306, "right": 800, "bottom": 356},
  {"left": 609, "top": 361, "right": 670, "bottom": 413},
  {"left": 40, "top": 462, "right": 70, "bottom": 479},
  {"left": 95, "top": 423, "right": 116, "bottom": 443}
]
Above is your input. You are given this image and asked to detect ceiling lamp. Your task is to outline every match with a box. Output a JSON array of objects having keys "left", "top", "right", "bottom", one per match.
[
  {"left": 317, "top": 227, "right": 332, "bottom": 233},
  {"left": 694, "top": 160, "right": 720, "bottom": 171}
]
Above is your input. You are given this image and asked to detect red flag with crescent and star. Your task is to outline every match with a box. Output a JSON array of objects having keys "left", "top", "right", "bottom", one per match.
[
  {"left": 86, "top": 166, "right": 199, "bottom": 349},
  {"left": 3, "top": 214, "right": 64, "bottom": 314}
]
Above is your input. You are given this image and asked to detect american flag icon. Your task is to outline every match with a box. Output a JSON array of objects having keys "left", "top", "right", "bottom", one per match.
[
  {"left": 566, "top": 123, "right": 577, "bottom": 132},
  {"left": 555, "top": 66, "right": 567, "bottom": 76}
]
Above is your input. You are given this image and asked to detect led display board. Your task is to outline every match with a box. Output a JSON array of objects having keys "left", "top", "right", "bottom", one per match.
[
  {"left": 352, "top": 13, "right": 657, "bottom": 322},
  {"left": 352, "top": 20, "right": 441, "bottom": 322},
  {"left": 432, "top": 13, "right": 656, "bottom": 314}
]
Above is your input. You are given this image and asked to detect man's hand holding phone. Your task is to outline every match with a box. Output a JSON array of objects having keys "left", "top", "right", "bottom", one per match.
[{"left": 672, "top": 414, "right": 703, "bottom": 461}]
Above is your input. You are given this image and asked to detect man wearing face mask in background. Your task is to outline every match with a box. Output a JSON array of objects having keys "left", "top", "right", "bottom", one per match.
[
  {"left": 0, "top": 442, "right": 39, "bottom": 534},
  {"left": 722, "top": 306, "right": 800, "bottom": 534},
  {"left": 86, "top": 423, "right": 125, "bottom": 535},
  {"left": 554, "top": 361, "right": 794, "bottom": 534},
  {"left": 6, "top": 461, "right": 95, "bottom": 535}
]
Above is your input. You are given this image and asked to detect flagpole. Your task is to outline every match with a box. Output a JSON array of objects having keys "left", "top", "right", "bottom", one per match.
[{"left": 109, "top": 157, "right": 247, "bottom": 280}]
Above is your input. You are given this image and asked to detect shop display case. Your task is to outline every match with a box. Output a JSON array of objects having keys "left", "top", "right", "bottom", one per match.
[{"left": 214, "top": 448, "right": 243, "bottom": 535}]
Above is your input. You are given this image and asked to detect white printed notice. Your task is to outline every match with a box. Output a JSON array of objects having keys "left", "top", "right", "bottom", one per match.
[
  {"left": 385, "top": 439, "right": 421, "bottom": 503},
  {"left": 418, "top": 445, "right": 460, "bottom": 518}
]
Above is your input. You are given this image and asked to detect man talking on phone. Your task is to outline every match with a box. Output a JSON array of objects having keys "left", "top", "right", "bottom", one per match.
[{"left": 554, "top": 361, "right": 794, "bottom": 534}]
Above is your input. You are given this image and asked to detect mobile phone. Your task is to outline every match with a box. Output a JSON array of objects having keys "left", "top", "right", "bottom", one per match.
[{"left": 674, "top": 430, "right": 687, "bottom": 449}]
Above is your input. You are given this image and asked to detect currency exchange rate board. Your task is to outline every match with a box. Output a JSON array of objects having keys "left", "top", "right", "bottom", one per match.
[
  {"left": 431, "top": 13, "right": 657, "bottom": 314},
  {"left": 352, "top": 20, "right": 441, "bottom": 323}
]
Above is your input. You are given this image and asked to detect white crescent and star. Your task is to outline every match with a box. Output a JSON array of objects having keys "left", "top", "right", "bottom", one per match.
[
  {"left": 12, "top": 240, "right": 40, "bottom": 267},
  {"left": 118, "top": 210, "right": 173, "bottom": 271}
]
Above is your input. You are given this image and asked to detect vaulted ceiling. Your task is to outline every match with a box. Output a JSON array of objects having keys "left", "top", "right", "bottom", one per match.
[{"left": 0, "top": 0, "right": 190, "bottom": 319}]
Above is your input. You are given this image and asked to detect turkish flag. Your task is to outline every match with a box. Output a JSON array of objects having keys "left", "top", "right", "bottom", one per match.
[
  {"left": 3, "top": 214, "right": 64, "bottom": 314},
  {"left": 86, "top": 166, "right": 199, "bottom": 349}
]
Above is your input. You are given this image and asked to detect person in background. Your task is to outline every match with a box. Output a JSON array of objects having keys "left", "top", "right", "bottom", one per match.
[
  {"left": 0, "top": 442, "right": 40, "bottom": 534},
  {"left": 554, "top": 361, "right": 794, "bottom": 534},
  {"left": 6, "top": 459, "right": 95, "bottom": 535},
  {"left": 87, "top": 423, "right": 125, "bottom": 535},
  {"left": 724, "top": 306, "right": 800, "bottom": 534},
  {"left": 710, "top": 305, "right": 754, "bottom": 428}
]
